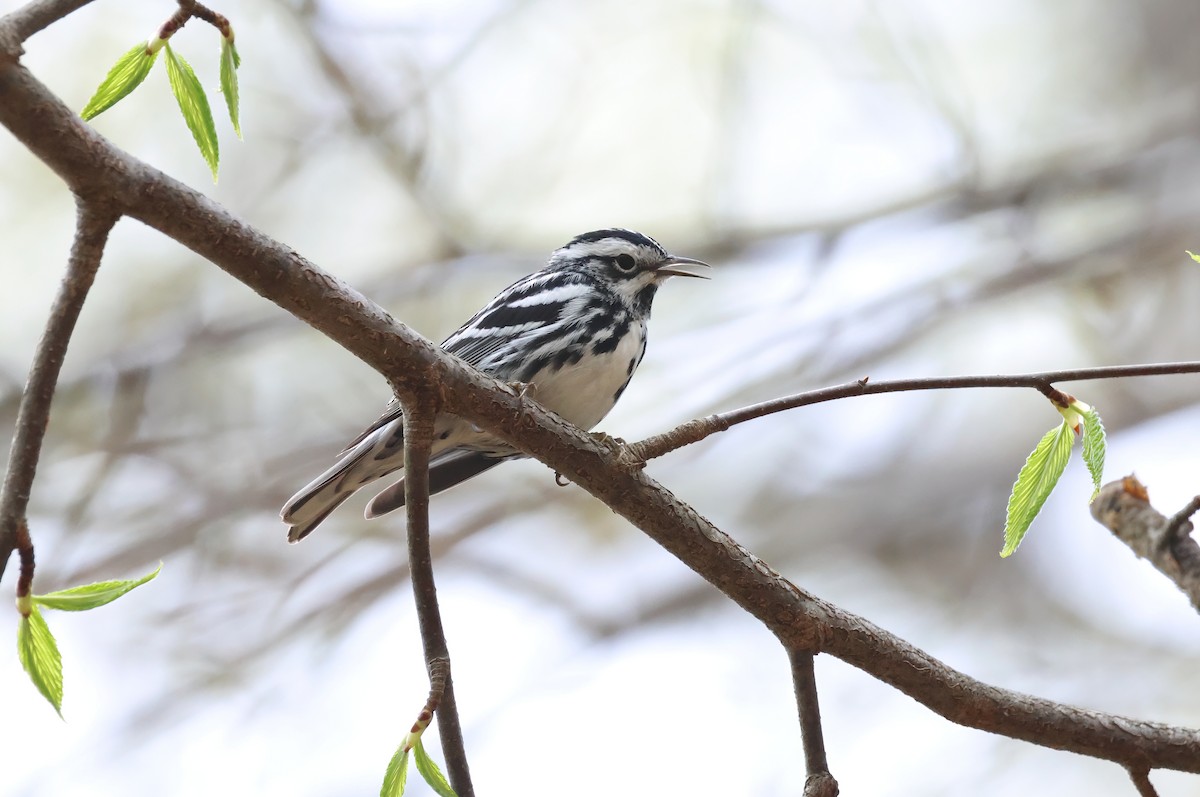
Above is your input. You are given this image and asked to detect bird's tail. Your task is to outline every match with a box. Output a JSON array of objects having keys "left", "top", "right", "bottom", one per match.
[
  {"left": 282, "top": 490, "right": 353, "bottom": 543},
  {"left": 281, "top": 444, "right": 385, "bottom": 543}
]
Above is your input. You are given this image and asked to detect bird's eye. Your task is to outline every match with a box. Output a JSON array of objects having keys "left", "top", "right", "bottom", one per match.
[{"left": 614, "top": 254, "right": 637, "bottom": 273}]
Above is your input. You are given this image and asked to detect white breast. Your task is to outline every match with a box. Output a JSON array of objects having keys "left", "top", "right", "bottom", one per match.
[{"left": 527, "top": 322, "right": 647, "bottom": 430}]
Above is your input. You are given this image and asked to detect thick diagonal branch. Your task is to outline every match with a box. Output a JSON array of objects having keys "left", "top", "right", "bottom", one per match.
[{"left": 0, "top": 199, "right": 117, "bottom": 584}]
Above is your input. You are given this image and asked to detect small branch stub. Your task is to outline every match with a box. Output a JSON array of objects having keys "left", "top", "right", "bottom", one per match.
[
  {"left": 1039, "top": 384, "right": 1074, "bottom": 408},
  {"left": 1164, "top": 495, "right": 1200, "bottom": 547},
  {"left": 1091, "top": 476, "right": 1200, "bottom": 613}
]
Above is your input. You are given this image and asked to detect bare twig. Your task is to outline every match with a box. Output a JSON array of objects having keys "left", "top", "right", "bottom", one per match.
[
  {"left": 625, "top": 364, "right": 1200, "bottom": 463},
  {"left": 0, "top": 199, "right": 117, "bottom": 583},
  {"left": 402, "top": 389, "right": 473, "bottom": 796},
  {"left": 1, "top": 40, "right": 1198, "bottom": 773},
  {"left": 1090, "top": 477, "right": 1200, "bottom": 613},
  {"left": 788, "top": 647, "right": 838, "bottom": 797},
  {"left": 160, "top": 0, "right": 232, "bottom": 41}
]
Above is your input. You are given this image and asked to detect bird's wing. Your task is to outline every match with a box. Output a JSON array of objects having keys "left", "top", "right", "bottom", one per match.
[
  {"left": 339, "top": 269, "right": 585, "bottom": 454},
  {"left": 441, "top": 294, "right": 571, "bottom": 366},
  {"left": 338, "top": 397, "right": 403, "bottom": 455}
]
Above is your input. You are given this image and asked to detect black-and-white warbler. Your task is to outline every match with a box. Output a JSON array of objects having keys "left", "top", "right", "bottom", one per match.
[{"left": 281, "top": 229, "right": 709, "bottom": 542}]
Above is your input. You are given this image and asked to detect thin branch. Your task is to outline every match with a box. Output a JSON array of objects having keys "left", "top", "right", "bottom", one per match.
[
  {"left": 0, "top": 199, "right": 117, "bottom": 582},
  {"left": 1128, "top": 767, "right": 1159, "bottom": 797},
  {"left": 625, "top": 364, "right": 1200, "bottom": 463},
  {"left": 402, "top": 389, "right": 474, "bottom": 796},
  {"left": 1090, "top": 476, "right": 1200, "bottom": 613},
  {"left": 1, "top": 52, "right": 1198, "bottom": 772},
  {"left": 788, "top": 647, "right": 838, "bottom": 797}
]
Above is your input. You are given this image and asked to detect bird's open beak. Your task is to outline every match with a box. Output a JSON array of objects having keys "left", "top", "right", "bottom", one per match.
[{"left": 656, "top": 256, "right": 711, "bottom": 279}]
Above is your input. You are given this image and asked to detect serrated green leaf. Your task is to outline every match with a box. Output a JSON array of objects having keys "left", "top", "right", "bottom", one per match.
[
  {"left": 219, "top": 36, "right": 241, "bottom": 138},
  {"left": 413, "top": 737, "right": 458, "bottom": 797},
  {"left": 34, "top": 563, "right": 161, "bottom": 612},
  {"left": 80, "top": 41, "right": 159, "bottom": 120},
  {"left": 1002, "top": 420, "right": 1075, "bottom": 557},
  {"left": 17, "top": 605, "right": 63, "bottom": 717},
  {"left": 380, "top": 745, "right": 410, "bottom": 797},
  {"left": 164, "top": 43, "right": 220, "bottom": 181},
  {"left": 1081, "top": 407, "right": 1106, "bottom": 500}
]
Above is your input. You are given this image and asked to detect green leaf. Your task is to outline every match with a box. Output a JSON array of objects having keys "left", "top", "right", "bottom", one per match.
[
  {"left": 1002, "top": 420, "right": 1075, "bottom": 557},
  {"left": 413, "top": 737, "right": 458, "bottom": 797},
  {"left": 34, "top": 563, "right": 161, "bottom": 612},
  {"left": 164, "top": 43, "right": 220, "bottom": 181},
  {"left": 80, "top": 41, "right": 160, "bottom": 120},
  {"left": 17, "top": 605, "right": 64, "bottom": 717},
  {"left": 380, "top": 745, "right": 410, "bottom": 797},
  {"left": 1080, "top": 406, "right": 1106, "bottom": 501},
  {"left": 219, "top": 35, "right": 242, "bottom": 138},
  {"left": 1188, "top": 250, "right": 1200, "bottom": 264}
]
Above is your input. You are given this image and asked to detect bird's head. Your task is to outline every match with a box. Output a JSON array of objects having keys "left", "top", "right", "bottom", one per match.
[{"left": 549, "top": 228, "right": 709, "bottom": 313}]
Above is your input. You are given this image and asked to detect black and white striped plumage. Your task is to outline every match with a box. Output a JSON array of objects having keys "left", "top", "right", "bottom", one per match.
[{"left": 281, "top": 229, "right": 708, "bottom": 542}]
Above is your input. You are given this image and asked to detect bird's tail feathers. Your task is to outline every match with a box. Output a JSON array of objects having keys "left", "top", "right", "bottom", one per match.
[
  {"left": 284, "top": 493, "right": 353, "bottom": 543},
  {"left": 282, "top": 444, "right": 379, "bottom": 543}
]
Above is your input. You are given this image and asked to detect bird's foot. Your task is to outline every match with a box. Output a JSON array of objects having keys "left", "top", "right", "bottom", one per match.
[{"left": 590, "top": 431, "right": 647, "bottom": 471}]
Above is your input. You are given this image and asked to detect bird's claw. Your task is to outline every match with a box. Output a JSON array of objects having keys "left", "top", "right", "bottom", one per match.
[{"left": 507, "top": 380, "right": 535, "bottom": 400}]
